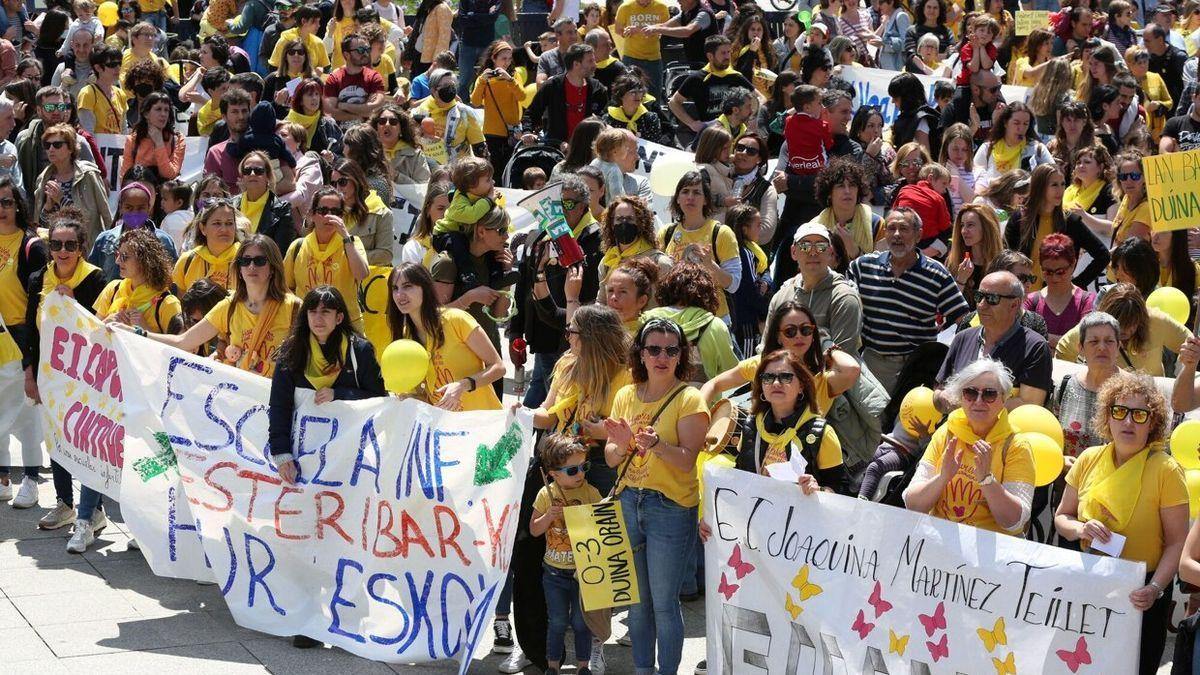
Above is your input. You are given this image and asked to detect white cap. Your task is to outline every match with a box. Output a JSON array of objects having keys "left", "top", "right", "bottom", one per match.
[{"left": 794, "top": 221, "right": 832, "bottom": 243}]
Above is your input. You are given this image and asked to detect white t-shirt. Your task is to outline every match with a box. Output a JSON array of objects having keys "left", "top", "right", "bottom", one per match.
[{"left": 161, "top": 210, "right": 195, "bottom": 253}]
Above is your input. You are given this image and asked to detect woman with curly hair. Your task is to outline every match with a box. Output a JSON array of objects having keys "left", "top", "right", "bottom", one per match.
[
  {"left": 640, "top": 261, "right": 738, "bottom": 384},
  {"left": 972, "top": 101, "right": 1053, "bottom": 190},
  {"left": 605, "top": 257, "right": 659, "bottom": 333},
  {"left": 342, "top": 124, "right": 394, "bottom": 205},
  {"left": 368, "top": 105, "right": 430, "bottom": 186},
  {"left": 121, "top": 55, "right": 168, "bottom": 128},
  {"left": 604, "top": 75, "right": 667, "bottom": 146},
  {"left": 812, "top": 157, "right": 882, "bottom": 260},
  {"left": 1055, "top": 371, "right": 1186, "bottom": 675}
]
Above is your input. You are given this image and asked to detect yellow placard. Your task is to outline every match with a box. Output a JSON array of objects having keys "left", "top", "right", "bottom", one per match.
[
  {"left": 1143, "top": 148, "right": 1200, "bottom": 232},
  {"left": 563, "top": 500, "right": 640, "bottom": 611},
  {"left": 1014, "top": 11, "right": 1051, "bottom": 36}
]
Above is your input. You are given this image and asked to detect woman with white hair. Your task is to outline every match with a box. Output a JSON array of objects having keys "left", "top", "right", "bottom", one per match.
[
  {"left": 0, "top": 96, "right": 21, "bottom": 187},
  {"left": 903, "top": 358, "right": 1036, "bottom": 534}
]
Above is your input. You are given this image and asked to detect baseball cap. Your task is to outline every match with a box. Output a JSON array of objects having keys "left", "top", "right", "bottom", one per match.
[{"left": 794, "top": 222, "right": 832, "bottom": 243}]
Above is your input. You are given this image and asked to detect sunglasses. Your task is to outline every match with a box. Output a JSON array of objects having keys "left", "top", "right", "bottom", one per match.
[
  {"left": 240, "top": 165, "right": 266, "bottom": 176},
  {"left": 286, "top": 48, "right": 307, "bottom": 55},
  {"left": 376, "top": 117, "right": 400, "bottom": 126},
  {"left": 1015, "top": 273, "right": 1036, "bottom": 285},
  {"left": 1117, "top": 171, "right": 1143, "bottom": 181},
  {"left": 898, "top": 159, "right": 923, "bottom": 168},
  {"left": 641, "top": 345, "right": 681, "bottom": 358},
  {"left": 734, "top": 144, "right": 760, "bottom": 156},
  {"left": 961, "top": 386, "right": 1000, "bottom": 403},
  {"left": 333, "top": 177, "right": 356, "bottom": 188},
  {"left": 1042, "top": 265, "right": 1071, "bottom": 278},
  {"left": 0, "top": 197, "right": 14, "bottom": 208},
  {"left": 314, "top": 206, "right": 344, "bottom": 216},
  {"left": 42, "top": 140, "right": 69, "bottom": 150},
  {"left": 561, "top": 198, "right": 580, "bottom": 211},
  {"left": 349, "top": 46, "right": 370, "bottom": 55},
  {"left": 236, "top": 255, "right": 269, "bottom": 267},
  {"left": 974, "top": 291, "right": 1020, "bottom": 306},
  {"left": 761, "top": 372, "right": 796, "bottom": 385},
  {"left": 552, "top": 460, "right": 591, "bottom": 477},
  {"left": 780, "top": 324, "right": 816, "bottom": 338},
  {"left": 48, "top": 239, "right": 80, "bottom": 252},
  {"left": 796, "top": 241, "right": 829, "bottom": 253},
  {"left": 1109, "top": 404, "right": 1150, "bottom": 424}
]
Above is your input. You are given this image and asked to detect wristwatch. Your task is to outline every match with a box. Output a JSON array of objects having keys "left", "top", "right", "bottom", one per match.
[
  {"left": 1149, "top": 580, "right": 1165, "bottom": 598},
  {"left": 342, "top": 235, "right": 354, "bottom": 244},
  {"left": 464, "top": 376, "right": 477, "bottom": 392},
  {"left": 979, "top": 473, "right": 997, "bottom": 486}
]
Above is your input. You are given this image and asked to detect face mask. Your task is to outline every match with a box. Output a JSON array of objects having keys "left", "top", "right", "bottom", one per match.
[
  {"left": 134, "top": 83, "right": 153, "bottom": 98},
  {"left": 615, "top": 219, "right": 639, "bottom": 246},
  {"left": 195, "top": 197, "right": 209, "bottom": 212},
  {"left": 122, "top": 211, "right": 149, "bottom": 229},
  {"left": 436, "top": 85, "right": 456, "bottom": 103}
]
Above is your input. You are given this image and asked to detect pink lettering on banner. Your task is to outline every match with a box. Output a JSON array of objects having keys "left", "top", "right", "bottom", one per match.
[
  {"left": 61, "top": 400, "right": 125, "bottom": 469},
  {"left": 49, "top": 325, "right": 123, "bottom": 400}
]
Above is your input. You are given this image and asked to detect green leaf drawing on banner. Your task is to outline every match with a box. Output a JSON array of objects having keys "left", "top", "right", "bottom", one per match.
[
  {"left": 133, "top": 432, "right": 179, "bottom": 482},
  {"left": 473, "top": 422, "right": 523, "bottom": 486}
]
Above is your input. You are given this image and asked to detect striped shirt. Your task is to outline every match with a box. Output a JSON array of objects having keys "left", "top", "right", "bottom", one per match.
[{"left": 847, "top": 251, "right": 970, "bottom": 355}]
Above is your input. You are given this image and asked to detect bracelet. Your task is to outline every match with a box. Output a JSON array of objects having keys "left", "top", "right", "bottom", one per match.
[
  {"left": 648, "top": 436, "right": 661, "bottom": 449},
  {"left": 464, "top": 376, "right": 477, "bottom": 392},
  {"left": 1149, "top": 580, "right": 1164, "bottom": 597},
  {"left": 342, "top": 235, "right": 354, "bottom": 244},
  {"left": 134, "top": 326, "right": 147, "bottom": 337}
]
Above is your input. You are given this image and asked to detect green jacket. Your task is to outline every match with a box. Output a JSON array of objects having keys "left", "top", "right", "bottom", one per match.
[{"left": 435, "top": 191, "right": 493, "bottom": 235}]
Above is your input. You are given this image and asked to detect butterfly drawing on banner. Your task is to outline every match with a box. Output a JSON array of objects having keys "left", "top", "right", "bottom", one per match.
[
  {"left": 925, "top": 633, "right": 949, "bottom": 662},
  {"left": 851, "top": 609, "right": 875, "bottom": 639},
  {"left": 992, "top": 651, "right": 1016, "bottom": 675},
  {"left": 888, "top": 629, "right": 909, "bottom": 657},
  {"left": 918, "top": 601, "right": 947, "bottom": 637},
  {"left": 977, "top": 616, "right": 1008, "bottom": 652},
  {"left": 1056, "top": 636, "right": 1092, "bottom": 673},
  {"left": 727, "top": 543, "right": 755, "bottom": 580},
  {"left": 717, "top": 572, "right": 739, "bottom": 601},
  {"left": 791, "top": 564, "right": 823, "bottom": 600},
  {"left": 784, "top": 594, "right": 803, "bottom": 620},
  {"left": 867, "top": 580, "right": 893, "bottom": 618}
]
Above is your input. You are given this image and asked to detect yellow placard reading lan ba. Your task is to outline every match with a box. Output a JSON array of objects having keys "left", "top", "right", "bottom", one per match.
[
  {"left": 1014, "top": 10, "right": 1051, "bottom": 35},
  {"left": 1144, "top": 148, "right": 1200, "bottom": 232},
  {"left": 564, "top": 500, "right": 640, "bottom": 611}
]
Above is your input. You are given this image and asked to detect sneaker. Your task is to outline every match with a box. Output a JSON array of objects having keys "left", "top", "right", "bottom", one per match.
[
  {"left": 291, "top": 635, "right": 321, "bottom": 649},
  {"left": 38, "top": 500, "right": 75, "bottom": 530},
  {"left": 498, "top": 648, "right": 532, "bottom": 673},
  {"left": 589, "top": 639, "right": 606, "bottom": 675},
  {"left": 493, "top": 617, "right": 515, "bottom": 654},
  {"left": 11, "top": 477, "right": 38, "bottom": 509},
  {"left": 694, "top": 659, "right": 707, "bottom": 675},
  {"left": 0, "top": 480, "right": 11, "bottom": 501},
  {"left": 90, "top": 508, "right": 108, "bottom": 535},
  {"left": 617, "top": 634, "right": 632, "bottom": 647},
  {"left": 66, "top": 521, "right": 95, "bottom": 553},
  {"left": 578, "top": 668, "right": 592, "bottom": 675}
]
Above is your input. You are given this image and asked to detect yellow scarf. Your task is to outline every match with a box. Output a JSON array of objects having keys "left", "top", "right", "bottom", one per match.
[
  {"left": 572, "top": 211, "right": 595, "bottom": 239},
  {"left": 545, "top": 386, "right": 581, "bottom": 433},
  {"left": 38, "top": 261, "right": 100, "bottom": 328},
  {"left": 1078, "top": 442, "right": 1156, "bottom": 533},
  {"left": 702, "top": 63, "right": 740, "bottom": 79},
  {"left": 717, "top": 114, "right": 746, "bottom": 140},
  {"left": 990, "top": 138, "right": 1026, "bottom": 173},
  {"left": 304, "top": 334, "right": 344, "bottom": 389},
  {"left": 194, "top": 243, "right": 240, "bottom": 288},
  {"left": 106, "top": 279, "right": 163, "bottom": 318},
  {"left": 946, "top": 407, "right": 1015, "bottom": 448},
  {"left": 755, "top": 411, "right": 810, "bottom": 451},
  {"left": 241, "top": 192, "right": 269, "bottom": 232},
  {"left": 295, "top": 232, "right": 342, "bottom": 290},
  {"left": 607, "top": 104, "right": 648, "bottom": 131},
  {"left": 816, "top": 204, "right": 875, "bottom": 257},
  {"left": 347, "top": 190, "right": 389, "bottom": 231},
  {"left": 746, "top": 240, "right": 768, "bottom": 275},
  {"left": 197, "top": 99, "right": 222, "bottom": 136},
  {"left": 287, "top": 108, "right": 322, "bottom": 145},
  {"left": 595, "top": 55, "right": 618, "bottom": 69},
  {"left": 1063, "top": 179, "right": 1104, "bottom": 213},
  {"left": 600, "top": 238, "right": 653, "bottom": 274}
]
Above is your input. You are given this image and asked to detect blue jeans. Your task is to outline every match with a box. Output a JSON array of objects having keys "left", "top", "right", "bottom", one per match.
[
  {"left": 145, "top": 9, "right": 168, "bottom": 31},
  {"left": 620, "top": 488, "right": 697, "bottom": 675},
  {"left": 543, "top": 564, "right": 591, "bottom": 665},
  {"left": 623, "top": 56, "right": 663, "bottom": 101},
  {"left": 496, "top": 570, "right": 514, "bottom": 615},
  {"left": 77, "top": 486, "right": 103, "bottom": 521},
  {"left": 678, "top": 535, "right": 705, "bottom": 597},
  {"left": 522, "top": 350, "right": 562, "bottom": 408},
  {"left": 457, "top": 42, "right": 489, "bottom": 99}
]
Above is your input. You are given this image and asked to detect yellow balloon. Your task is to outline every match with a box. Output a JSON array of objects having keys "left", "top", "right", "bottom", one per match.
[
  {"left": 380, "top": 339, "right": 429, "bottom": 394},
  {"left": 1008, "top": 404, "right": 1064, "bottom": 449},
  {"left": 1187, "top": 470, "right": 1200, "bottom": 519},
  {"left": 1146, "top": 286, "right": 1191, "bottom": 326},
  {"left": 899, "top": 386, "right": 941, "bottom": 437},
  {"left": 1172, "top": 420, "right": 1200, "bottom": 470},
  {"left": 98, "top": 1, "right": 118, "bottom": 27},
  {"left": 1020, "top": 432, "right": 1064, "bottom": 487},
  {"left": 648, "top": 156, "right": 697, "bottom": 197}
]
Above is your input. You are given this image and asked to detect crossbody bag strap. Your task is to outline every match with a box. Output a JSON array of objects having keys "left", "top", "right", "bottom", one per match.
[{"left": 608, "top": 384, "right": 689, "bottom": 499}]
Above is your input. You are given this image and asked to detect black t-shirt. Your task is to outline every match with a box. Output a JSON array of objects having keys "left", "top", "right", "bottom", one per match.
[
  {"left": 1163, "top": 114, "right": 1200, "bottom": 152},
  {"left": 678, "top": 71, "right": 754, "bottom": 122},
  {"left": 936, "top": 325, "right": 1054, "bottom": 395},
  {"left": 940, "top": 88, "right": 996, "bottom": 147}
]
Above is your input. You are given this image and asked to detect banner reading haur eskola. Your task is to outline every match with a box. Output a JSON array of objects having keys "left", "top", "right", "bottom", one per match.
[
  {"left": 92, "top": 295, "right": 534, "bottom": 671},
  {"left": 702, "top": 465, "right": 1144, "bottom": 674}
]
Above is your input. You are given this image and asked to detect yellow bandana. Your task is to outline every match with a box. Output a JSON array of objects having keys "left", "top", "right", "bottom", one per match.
[
  {"left": 755, "top": 411, "right": 809, "bottom": 451},
  {"left": 746, "top": 240, "right": 768, "bottom": 275},
  {"left": 240, "top": 192, "right": 269, "bottom": 232},
  {"left": 600, "top": 239, "right": 653, "bottom": 274},
  {"left": 596, "top": 55, "right": 618, "bottom": 69},
  {"left": 286, "top": 108, "right": 322, "bottom": 146},
  {"left": 1078, "top": 442, "right": 1156, "bottom": 534},
  {"left": 607, "top": 104, "right": 648, "bottom": 131},
  {"left": 304, "top": 333, "right": 345, "bottom": 389},
  {"left": 1063, "top": 179, "right": 1104, "bottom": 213},
  {"left": 990, "top": 138, "right": 1026, "bottom": 173},
  {"left": 197, "top": 99, "right": 222, "bottom": 136},
  {"left": 38, "top": 260, "right": 100, "bottom": 328},
  {"left": 106, "top": 278, "right": 163, "bottom": 317},
  {"left": 295, "top": 232, "right": 342, "bottom": 290},
  {"left": 194, "top": 243, "right": 240, "bottom": 289},
  {"left": 702, "top": 63, "right": 740, "bottom": 79}
]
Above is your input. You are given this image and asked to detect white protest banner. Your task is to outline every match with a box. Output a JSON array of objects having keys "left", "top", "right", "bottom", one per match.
[
  {"left": 703, "top": 465, "right": 1144, "bottom": 674},
  {"left": 839, "top": 66, "right": 1029, "bottom": 125},
  {"left": 103, "top": 305, "right": 534, "bottom": 669},
  {"left": 36, "top": 295, "right": 125, "bottom": 499},
  {"left": 94, "top": 133, "right": 206, "bottom": 211}
]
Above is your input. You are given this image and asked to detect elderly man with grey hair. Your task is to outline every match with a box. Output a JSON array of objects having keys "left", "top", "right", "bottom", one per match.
[
  {"left": 0, "top": 96, "right": 21, "bottom": 188},
  {"left": 536, "top": 17, "right": 582, "bottom": 85},
  {"left": 904, "top": 358, "right": 1036, "bottom": 535},
  {"left": 584, "top": 28, "right": 627, "bottom": 89},
  {"left": 935, "top": 270, "right": 1053, "bottom": 411}
]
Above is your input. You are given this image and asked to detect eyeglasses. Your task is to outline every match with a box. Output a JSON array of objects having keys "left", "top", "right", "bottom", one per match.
[
  {"left": 42, "top": 140, "right": 68, "bottom": 150},
  {"left": 552, "top": 460, "right": 591, "bottom": 477},
  {"left": 898, "top": 159, "right": 923, "bottom": 168},
  {"left": 48, "top": 239, "right": 80, "bottom": 252},
  {"left": 1042, "top": 265, "right": 1071, "bottom": 278},
  {"left": 974, "top": 290, "right": 1020, "bottom": 306},
  {"left": 760, "top": 372, "right": 796, "bottom": 385},
  {"left": 641, "top": 345, "right": 681, "bottom": 358},
  {"left": 961, "top": 386, "right": 1000, "bottom": 403},
  {"left": 779, "top": 324, "right": 816, "bottom": 339},
  {"left": 561, "top": 198, "right": 580, "bottom": 211},
  {"left": 0, "top": 197, "right": 15, "bottom": 208},
  {"left": 114, "top": 251, "right": 129, "bottom": 262},
  {"left": 236, "top": 255, "right": 269, "bottom": 267},
  {"left": 42, "top": 102, "right": 71, "bottom": 114},
  {"left": 240, "top": 165, "right": 267, "bottom": 176},
  {"left": 333, "top": 177, "right": 354, "bottom": 188},
  {"left": 376, "top": 117, "right": 400, "bottom": 126},
  {"left": 1118, "top": 171, "right": 1143, "bottom": 181},
  {"left": 734, "top": 144, "right": 760, "bottom": 156},
  {"left": 1109, "top": 404, "right": 1151, "bottom": 424},
  {"left": 314, "top": 206, "right": 344, "bottom": 216},
  {"left": 349, "top": 46, "right": 371, "bottom": 55},
  {"left": 796, "top": 241, "right": 829, "bottom": 253}
]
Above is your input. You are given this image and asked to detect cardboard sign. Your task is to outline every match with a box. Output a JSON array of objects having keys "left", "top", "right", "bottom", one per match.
[
  {"left": 1143, "top": 147, "right": 1200, "bottom": 232},
  {"left": 564, "top": 500, "right": 640, "bottom": 610},
  {"left": 1015, "top": 10, "right": 1053, "bottom": 36}
]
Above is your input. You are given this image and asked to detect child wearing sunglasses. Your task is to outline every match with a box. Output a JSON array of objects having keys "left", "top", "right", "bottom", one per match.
[{"left": 530, "top": 433, "right": 600, "bottom": 675}]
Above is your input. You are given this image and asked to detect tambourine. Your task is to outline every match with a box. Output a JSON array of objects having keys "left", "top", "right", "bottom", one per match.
[{"left": 705, "top": 398, "right": 745, "bottom": 456}]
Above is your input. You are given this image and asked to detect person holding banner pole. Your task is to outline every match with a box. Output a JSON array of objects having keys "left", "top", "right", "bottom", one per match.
[
  {"left": 603, "top": 317, "right": 709, "bottom": 675},
  {"left": 1055, "top": 372, "right": 1187, "bottom": 675}
]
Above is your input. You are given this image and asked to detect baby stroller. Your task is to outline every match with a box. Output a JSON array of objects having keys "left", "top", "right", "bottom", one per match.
[{"left": 501, "top": 144, "right": 566, "bottom": 189}]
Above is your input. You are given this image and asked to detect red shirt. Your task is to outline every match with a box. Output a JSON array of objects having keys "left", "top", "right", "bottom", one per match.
[
  {"left": 565, "top": 78, "right": 588, "bottom": 140},
  {"left": 893, "top": 180, "right": 951, "bottom": 242},
  {"left": 783, "top": 112, "right": 833, "bottom": 175},
  {"left": 956, "top": 42, "right": 997, "bottom": 86},
  {"left": 323, "top": 66, "right": 385, "bottom": 107}
]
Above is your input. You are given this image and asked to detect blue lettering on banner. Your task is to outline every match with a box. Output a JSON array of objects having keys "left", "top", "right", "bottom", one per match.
[
  {"left": 160, "top": 356, "right": 215, "bottom": 446},
  {"left": 397, "top": 423, "right": 463, "bottom": 503},
  {"left": 296, "top": 415, "right": 340, "bottom": 486},
  {"left": 352, "top": 418, "right": 382, "bottom": 493},
  {"left": 440, "top": 572, "right": 472, "bottom": 657},
  {"left": 367, "top": 571, "right": 412, "bottom": 646},
  {"left": 167, "top": 485, "right": 198, "bottom": 562},
  {"left": 198, "top": 382, "right": 238, "bottom": 451},
  {"left": 234, "top": 405, "right": 269, "bottom": 466},
  {"left": 329, "top": 558, "right": 368, "bottom": 643},
  {"left": 244, "top": 533, "right": 286, "bottom": 616}
]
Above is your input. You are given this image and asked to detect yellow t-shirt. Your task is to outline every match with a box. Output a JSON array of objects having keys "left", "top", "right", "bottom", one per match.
[
  {"left": 204, "top": 294, "right": 302, "bottom": 378},
  {"left": 736, "top": 355, "right": 836, "bottom": 414},
  {"left": 269, "top": 29, "right": 331, "bottom": 70},
  {"left": 120, "top": 51, "right": 176, "bottom": 82},
  {"left": 615, "top": 0, "right": 670, "bottom": 60},
  {"left": 137, "top": 0, "right": 168, "bottom": 13},
  {"left": 172, "top": 245, "right": 239, "bottom": 293},
  {"left": 1056, "top": 307, "right": 1192, "bottom": 377},
  {"left": 78, "top": 83, "right": 129, "bottom": 135},
  {"left": 660, "top": 219, "right": 739, "bottom": 318},
  {"left": 93, "top": 281, "right": 182, "bottom": 333},
  {"left": 1066, "top": 446, "right": 1188, "bottom": 568},
  {"left": 919, "top": 424, "right": 1036, "bottom": 534},
  {"left": 546, "top": 357, "right": 634, "bottom": 437},
  {"left": 283, "top": 235, "right": 368, "bottom": 331},
  {"left": 1112, "top": 197, "right": 1151, "bottom": 244},
  {"left": 534, "top": 482, "right": 603, "bottom": 569},
  {"left": 1007, "top": 56, "right": 1037, "bottom": 86},
  {"left": 422, "top": 308, "right": 502, "bottom": 411},
  {"left": 758, "top": 409, "right": 843, "bottom": 474},
  {"left": 327, "top": 17, "right": 357, "bottom": 69},
  {"left": 414, "top": 97, "right": 486, "bottom": 166},
  {"left": 0, "top": 229, "right": 26, "bottom": 326},
  {"left": 372, "top": 53, "right": 397, "bottom": 83},
  {"left": 609, "top": 383, "right": 710, "bottom": 507}
]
